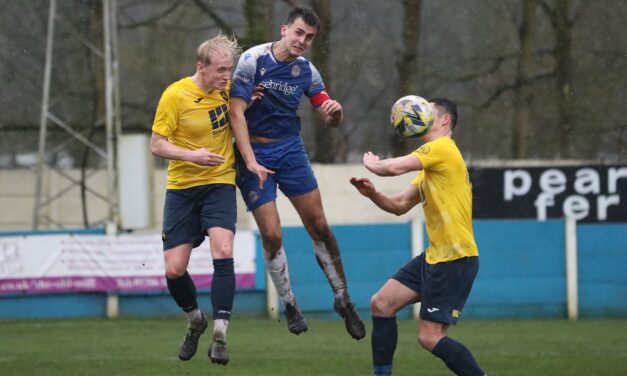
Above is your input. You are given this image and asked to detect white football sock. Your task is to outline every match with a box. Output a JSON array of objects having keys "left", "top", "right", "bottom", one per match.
[
  {"left": 264, "top": 247, "right": 296, "bottom": 306},
  {"left": 314, "top": 240, "right": 348, "bottom": 305},
  {"left": 213, "top": 319, "right": 229, "bottom": 342},
  {"left": 186, "top": 308, "right": 203, "bottom": 326}
]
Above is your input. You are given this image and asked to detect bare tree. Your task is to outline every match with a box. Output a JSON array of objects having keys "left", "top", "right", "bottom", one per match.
[
  {"left": 2, "top": 1, "right": 626, "bottom": 166},
  {"left": 540, "top": 0, "right": 577, "bottom": 158},
  {"left": 242, "top": 0, "right": 275, "bottom": 49},
  {"left": 311, "top": 0, "right": 334, "bottom": 163},
  {"left": 391, "top": 0, "right": 422, "bottom": 157},
  {"left": 512, "top": 0, "right": 537, "bottom": 158}
]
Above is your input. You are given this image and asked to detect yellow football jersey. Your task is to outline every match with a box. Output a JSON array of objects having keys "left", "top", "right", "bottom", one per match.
[
  {"left": 152, "top": 77, "right": 235, "bottom": 190},
  {"left": 411, "top": 136, "right": 479, "bottom": 264}
]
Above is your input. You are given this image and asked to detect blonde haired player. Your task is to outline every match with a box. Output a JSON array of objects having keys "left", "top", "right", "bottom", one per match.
[{"left": 151, "top": 34, "right": 270, "bottom": 366}]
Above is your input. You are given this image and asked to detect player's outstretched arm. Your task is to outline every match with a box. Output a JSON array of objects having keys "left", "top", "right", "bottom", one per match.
[
  {"left": 350, "top": 177, "right": 422, "bottom": 216},
  {"left": 230, "top": 97, "right": 274, "bottom": 188},
  {"left": 150, "top": 132, "right": 225, "bottom": 166},
  {"left": 362, "top": 152, "right": 423, "bottom": 177}
]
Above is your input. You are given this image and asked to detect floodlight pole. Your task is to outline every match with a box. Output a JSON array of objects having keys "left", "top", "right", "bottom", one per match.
[
  {"left": 103, "top": 0, "right": 119, "bottom": 235},
  {"left": 111, "top": 0, "right": 122, "bottom": 139},
  {"left": 33, "top": 0, "right": 56, "bottom": 230},
  {"left": 104, "top": 0, "right": 121, "bottom": 317}
]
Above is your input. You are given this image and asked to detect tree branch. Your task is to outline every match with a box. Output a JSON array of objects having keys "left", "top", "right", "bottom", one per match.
[
  {"left": 118, "top": 1, "right": 181, "bottom": 29},
  {"left": 478, "top": 71, "right": 555, "bottom": 109},
  {"left": 538, "top": 0, "right": 556, "bottom": 23},
  {"left": 282, "top": 0, "right": 298, "bottom": 7},
  {"left": 190, "top": 0, "right": 235, "bottom": 36}
]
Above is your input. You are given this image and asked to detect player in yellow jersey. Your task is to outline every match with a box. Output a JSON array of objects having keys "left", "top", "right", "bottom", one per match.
[
  {"left": 351, "top": 98, "right": 486, "bottom": 376},
  {"left": 150, "top": 34, "right": 270, "bottom": 366}
]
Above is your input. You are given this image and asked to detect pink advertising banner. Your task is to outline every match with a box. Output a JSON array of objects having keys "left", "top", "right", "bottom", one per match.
[{"left": 0, "top": 233, "right": 256, "bottom": 294}]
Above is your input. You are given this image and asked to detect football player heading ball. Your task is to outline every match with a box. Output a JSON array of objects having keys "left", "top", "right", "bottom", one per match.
[
  {"left": 228, "top": 6, "right": 366, "bottom": 340},
  {"left": 351, "top": 98, "right": 487, "bottom": 376}
]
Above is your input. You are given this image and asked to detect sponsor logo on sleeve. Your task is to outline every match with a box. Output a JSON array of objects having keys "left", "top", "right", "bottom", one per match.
[{"left": 234, "top": 74, "right": 250, "bottom": 84}]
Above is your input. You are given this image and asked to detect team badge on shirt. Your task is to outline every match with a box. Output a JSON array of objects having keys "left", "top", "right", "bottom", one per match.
[
  {"left": 417, "top": 145, "right": 431, "bottom": 155},
  {"left": 291, "top": 64, "right": 300, "bottom": 77}
]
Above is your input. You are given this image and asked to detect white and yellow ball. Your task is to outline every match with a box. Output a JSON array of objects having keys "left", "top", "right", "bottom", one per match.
[{"left": 390, "top": 95, "right": 433, "bottom": 138}]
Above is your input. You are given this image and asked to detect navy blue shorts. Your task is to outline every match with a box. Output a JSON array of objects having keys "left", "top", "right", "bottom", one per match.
[
  {"left": 161, "top": 184, "right": 236, "bottom": 251},
  {"left": 392, "top": 253, "right": 479, "bottom": 324},
  {"left": 235, "top": 136, "right": 318, "bottom": 211}
]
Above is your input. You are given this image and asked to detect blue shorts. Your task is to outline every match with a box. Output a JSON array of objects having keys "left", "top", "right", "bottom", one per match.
[
  {"left": 161, "top": 184, "right": 236, "bottom": 251},
  {"left": 392, "top": 253, "right": 479, "bottom": 324},
  {"left": 235, "top": 136, "right": 318, "bottom": 211}
]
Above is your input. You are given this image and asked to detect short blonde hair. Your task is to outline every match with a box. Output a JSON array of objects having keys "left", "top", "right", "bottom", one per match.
[{"left": 196, "top": 34, "right": 241, "bottom": 66}]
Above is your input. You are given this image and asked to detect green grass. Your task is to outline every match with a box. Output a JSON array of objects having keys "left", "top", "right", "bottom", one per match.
[{"left": 0, "top": 317, "right": 626, "bottom": 375}]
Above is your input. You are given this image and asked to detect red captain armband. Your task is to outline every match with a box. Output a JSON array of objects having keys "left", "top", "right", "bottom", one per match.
[{"left": 309, "top": 90, "right": 331, "bottom": 107}]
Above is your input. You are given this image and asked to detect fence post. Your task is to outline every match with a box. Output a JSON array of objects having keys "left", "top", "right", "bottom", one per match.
[
  {"left": 106, "top": 293, "right": 119, "bottom": 318},
  {"left": 411, "top": 218, "right": 425, "bottom": 320},
  {"left": 565, "top": 216, "right": 579, "bottom": 320}
]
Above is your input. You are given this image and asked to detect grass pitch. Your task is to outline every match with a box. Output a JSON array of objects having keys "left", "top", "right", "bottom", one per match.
[{"left": 0, "top": 317, "right": 625, "bottom": 375}]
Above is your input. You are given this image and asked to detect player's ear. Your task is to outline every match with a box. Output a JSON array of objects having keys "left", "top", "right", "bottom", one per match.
[
  {"left": 442, "top": 113, "right": 451, "bottom": 128},
  {"left": 280, "top": 24, "right": 288, "bottom": 37}
]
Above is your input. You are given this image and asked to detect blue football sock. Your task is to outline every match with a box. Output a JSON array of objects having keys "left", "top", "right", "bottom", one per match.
[
  {"left": 166, "top": 271, "right": 198, "bottom": 313},
  {"left": 372, "top": 316, "right": 398, "bottom": 375},
  {"left": 211, "top": 258, "right": 235, "bottom": 320},
  {"left": 431, "top": 336, "right": 485, "bottom": 376}
]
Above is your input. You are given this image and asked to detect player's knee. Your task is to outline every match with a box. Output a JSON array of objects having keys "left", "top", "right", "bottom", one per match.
[
  {"left": 417, "top": 331, "right": 439, "bottom": 351},
  {"left": 370, "top": 293, "right": 393, "bottom": 316},
  {"left": 212, "top": 244, "right": 233, "bottom": 259},
  {"left": 164, "top": 264, "right": 187, "bottom": 279},
  {"left": 308, "top": 220, "right": 332, "bottom": 242},
  {"left": 370, "top": 295, "right": 380, "bottom": 314},
  {"left": 261, "top": 233, "right": 283, "bottom": 255}
]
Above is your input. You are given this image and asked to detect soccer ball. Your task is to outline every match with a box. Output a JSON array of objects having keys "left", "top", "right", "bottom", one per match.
[{"left": 390, "top": 95, "right": 433, "bottom": 138}]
